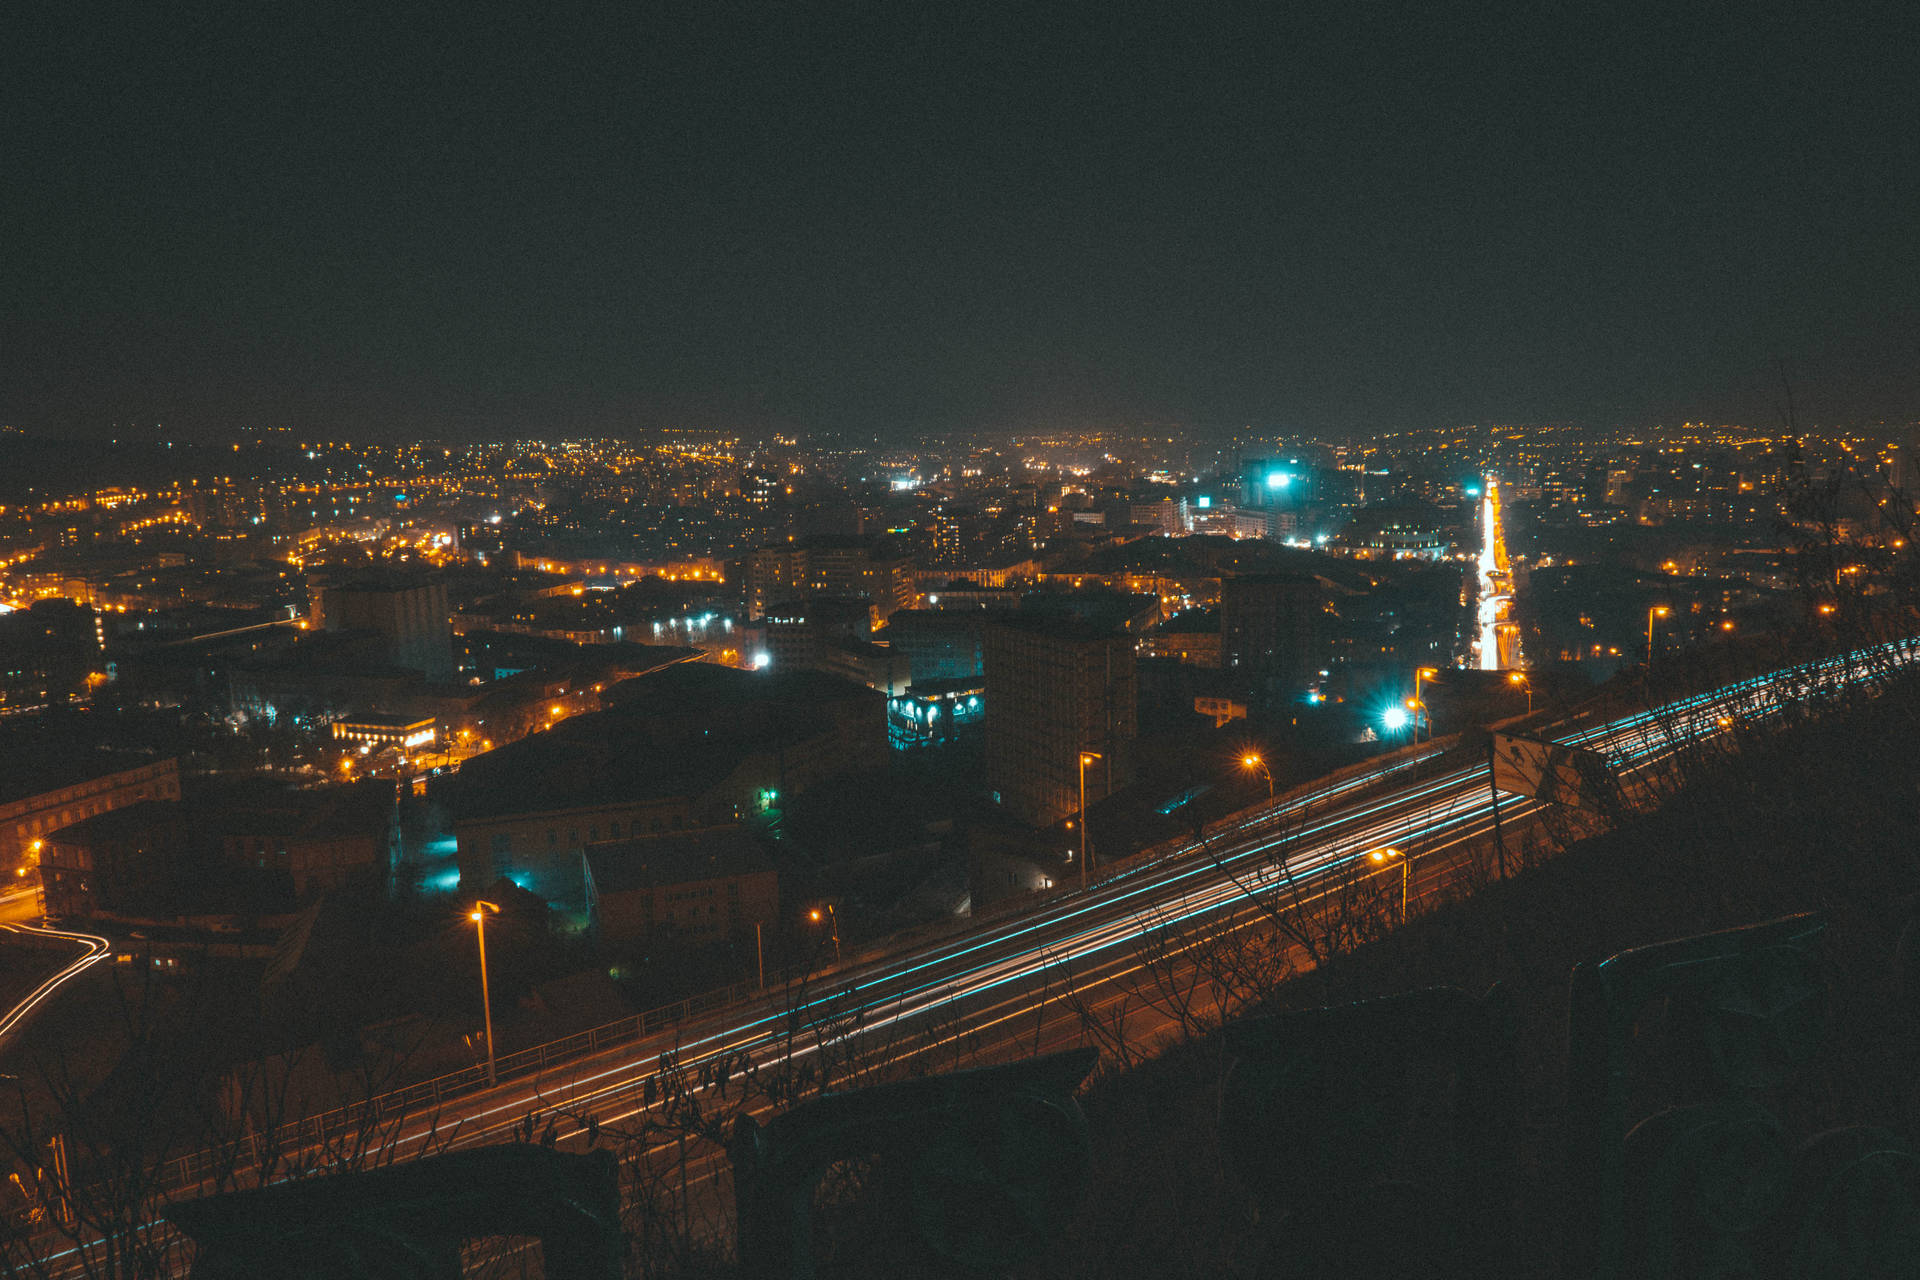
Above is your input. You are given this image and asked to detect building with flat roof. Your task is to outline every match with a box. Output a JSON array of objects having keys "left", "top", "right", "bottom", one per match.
[
  {"left": 315, "top": 575, "right": 454, "bottom": 680},
  {"left": 331, "top": 712, "right": 437, "bottom": 750},
  {"left": 582, "top": 826, "right": 778, "bottom": 950},
  {"left": 1220, "top": 572, "right": 1329, "bottom": 694},
  {"left": 983, "top": 616, "right": 1136, "bottom": 827},
  {"left": 744, "top": 535, "right": 916, "bottom": 621},
  {"left": 2, "top": 752, "right": 180, "bottom": 875},
  {"left": 448, "top": 664, "right": 883, "bottom": 902}
]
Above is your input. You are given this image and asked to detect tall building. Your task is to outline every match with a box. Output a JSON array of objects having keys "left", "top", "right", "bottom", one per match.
[
  {"left": 1220, "top": 572, "right": 1327, "bottom": 693},
  {"left": 744, "top": 535, "right": 916, "bottom": 621},
  {"left": 316, "top": 575, "right": 454, "bottom": 681},
  {"left": 983, "top": 617, "right": 1136, "bottom": 827}
]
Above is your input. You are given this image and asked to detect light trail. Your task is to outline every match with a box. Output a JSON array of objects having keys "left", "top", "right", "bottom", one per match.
[
  {"left": 24, "top": 635, "right": 1920, "bottom": 1275},
  {"left": 0, "top": 922, "right": 111, "bottom": 1048}
]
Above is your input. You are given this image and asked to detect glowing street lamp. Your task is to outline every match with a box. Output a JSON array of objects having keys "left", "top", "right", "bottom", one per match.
[
  {"left": 1508, "top": 671, "right": 1532, "bottom": 714},
  {"left": 1414, "top": 668, "right": 1439, "bottom": 740},
  {"left": 469, "top": 901, "right": 500, "bottom": 1085},
  {"left": 809, "top": 904, "right": 840, "bottom": 964},
  {"left": 1646, "top": 605, "right": 1671, "bottom": 667},
  {"left": 1368, "top": 845, "right": 1410, "bottom": 922},
  {"left": 1078, "top": 751, "right": 1103, "bottom": 891},
  {"left": 1241, "top": 753, "right": 1275, "bottom": 802}
]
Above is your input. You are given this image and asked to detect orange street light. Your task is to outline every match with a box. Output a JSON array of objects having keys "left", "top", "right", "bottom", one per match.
[
  {"left": 1647, "top": 605, "right": 1671, "bottom": 666},
  {"left": 469, "top": 901, "right": 501, "bottom": 1085},
  {"left": 809, "top": 904, "right": 840, "bottom": 964},
  {"left": 1414, "top": 668, "right": 1440, "bottom": 740},
  {"left": 1368, "top": 846, "right": 1411, "bottom": 922},
  {"left": 1508, "top": 671, "right": 1532, "bottom": 714},
  {"left": 1241, "top": 753, "right": 1274, "bottom": 801},
  {"left": 1078, "top": 750, "right": 1104, "bottom": 891}
]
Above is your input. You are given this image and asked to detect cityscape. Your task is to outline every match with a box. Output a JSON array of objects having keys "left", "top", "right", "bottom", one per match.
[{"left": 4, "top": 5, "right": 1919, "bottom": 1278}]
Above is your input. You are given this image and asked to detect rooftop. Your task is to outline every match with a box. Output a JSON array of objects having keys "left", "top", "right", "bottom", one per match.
[
  {"left": 0, "top": 747, "right": 173, "bottom": 810},
  {"left": 584, "top": 825, "right": 775, "bottom": 893}
]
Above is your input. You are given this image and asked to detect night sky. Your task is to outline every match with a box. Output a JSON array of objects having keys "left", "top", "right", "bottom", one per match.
[{"left": 6, "top": 3, "right": 1919, "bottom": 441}]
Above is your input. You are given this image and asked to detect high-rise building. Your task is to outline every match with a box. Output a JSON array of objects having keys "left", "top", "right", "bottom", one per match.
[
  {"left": 1220, "top": 572, "right": 1327, "bottom": 693},
  {"left": 744, "top": 535, "right": 916, "bottom": 621},
  {"left": 316, "top": 576, "right": 454, "bottom": 681},
  {"left": 983, "top": 617, "right": 1136, "bottom": 827}
]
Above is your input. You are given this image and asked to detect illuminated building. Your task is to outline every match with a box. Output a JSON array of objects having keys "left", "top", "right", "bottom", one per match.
[
  {"left": 887, "top": 677, "right": 985, "bottom": 749},
  {"left": 331, "top": 712, "right": 438, "bottom": 750},
  {"left": 744, "top": 534, "right": 916, "bottom": 621}
]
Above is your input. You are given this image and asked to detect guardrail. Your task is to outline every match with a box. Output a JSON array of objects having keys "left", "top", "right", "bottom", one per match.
[{"left": 151, "top": 976, "right": 763, "bottom": 1192}]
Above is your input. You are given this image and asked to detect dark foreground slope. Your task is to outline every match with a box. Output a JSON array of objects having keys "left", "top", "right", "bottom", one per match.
[{"left": 1001, "top": 674, "right": 1920, "bottom": 1280}]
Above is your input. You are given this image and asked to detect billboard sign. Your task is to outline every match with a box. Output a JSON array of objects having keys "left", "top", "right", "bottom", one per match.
[{"left": 1492, "top": 732, "right": 1616, "bottom": 811}]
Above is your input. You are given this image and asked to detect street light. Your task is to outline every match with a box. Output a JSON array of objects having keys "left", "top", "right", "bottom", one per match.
[
  {"left": 1646, "top": 605, "right": 1671, "bottom": 667},
  {"left": 1414, "top": 668, "right": 1439, "bottom": 740},
  {"left": 469, "top": 900, "right": 500, "bottom": 1086},
  {"left": 1078, "top": 750, "right": 1103, "bottom": 892},
  {"left": 809, "top": 904, "right": 840, "bottom": 964},
  {"left": 1241, "top": 753, "right": 1274, "bottom": 801},
  {"left": 1508, "top": 671, "right": 1532, "bottom": 714},
  {"left": 1368, "top": 846, "right": 1410, "bottom": 923}
]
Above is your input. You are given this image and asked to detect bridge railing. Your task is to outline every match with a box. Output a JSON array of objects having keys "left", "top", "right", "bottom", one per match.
[{"left": 150, "top": 976, "right": 762, "bottom": 1193}]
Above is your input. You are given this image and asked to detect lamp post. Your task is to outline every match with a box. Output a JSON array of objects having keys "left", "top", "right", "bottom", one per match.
[
  {"left": 1646, "top": 605, "right": 1671, "bottom": 667},
  {"left": 1414, "top": 668, "right": 1439, "bottom": 740},
  {"left": 469, "top": 900, "right": 500, "bottom": 1086},
  {"left": 1508, "top": 671, "right": 1532, "bottom": 714},
  {"left": 1078, "top": 750, "right": 1103, "bottom": 892},
  {"left": 1241, "top": 753, "right": 1274, "bottom": 801},
  {"left": 809, "top": 905, "right": 840, "bottom": 965},
  {"left": 1368, "top": 846, "right": 1409, "bottom": 923}
]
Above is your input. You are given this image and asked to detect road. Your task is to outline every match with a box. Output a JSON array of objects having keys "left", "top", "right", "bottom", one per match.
[
  {"left": 23, "top": 635, "right": 1920, "bottom": 1272},
  {"left": 0, "top": 909, "right": 110, "bottom": 1051},
  {"left": 1475, "top": 479, "right": 1519, "bottom": 671}
]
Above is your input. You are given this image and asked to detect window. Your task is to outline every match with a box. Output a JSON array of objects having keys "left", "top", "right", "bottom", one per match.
[
  {"left": 546, "top": 829, "right": 556, "bottom": 847},
  {"left": 609, "top": 821, "right": 622, "bottom": 839},
  {"left": 492, "top": 834, "right": 511, "bottom": 856}
]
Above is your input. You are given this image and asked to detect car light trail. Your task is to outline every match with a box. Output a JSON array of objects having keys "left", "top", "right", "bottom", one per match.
[{"left": 0, "top": 922, "right": 111, "bottom": 1047}]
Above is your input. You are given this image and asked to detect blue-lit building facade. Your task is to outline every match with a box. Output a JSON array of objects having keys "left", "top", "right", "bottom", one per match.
[{"left": 887, "top": 676, "right": 985, "bottom": 749}]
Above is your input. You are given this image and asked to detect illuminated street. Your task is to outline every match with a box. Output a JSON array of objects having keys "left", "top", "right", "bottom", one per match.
[{"left": 1475, "top": 479, "right": 1518, "bottom": 671}]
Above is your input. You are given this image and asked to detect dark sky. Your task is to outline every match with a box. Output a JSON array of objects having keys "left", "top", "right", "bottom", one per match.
[{"left": 6, "top": 3, "right": 1918, "bottom": 441}]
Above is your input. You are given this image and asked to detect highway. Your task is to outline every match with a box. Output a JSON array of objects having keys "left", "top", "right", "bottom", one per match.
[{"left": 21, "top": 635, "right": 1920, "bottom": 1272}]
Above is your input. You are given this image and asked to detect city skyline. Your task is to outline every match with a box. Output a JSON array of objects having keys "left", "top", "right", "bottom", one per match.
[{"left": 6, "top": 5, "right": 1919, "bottom": 442}]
